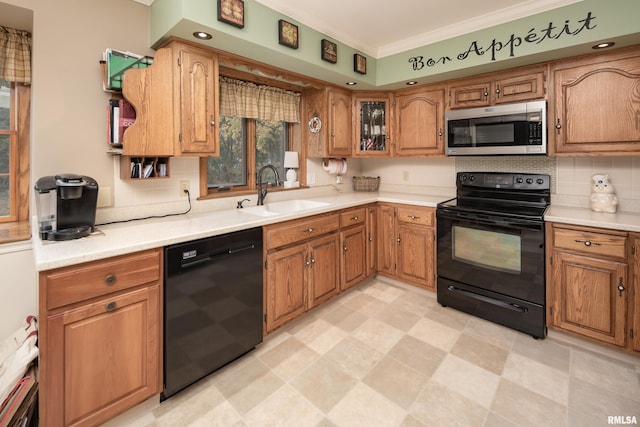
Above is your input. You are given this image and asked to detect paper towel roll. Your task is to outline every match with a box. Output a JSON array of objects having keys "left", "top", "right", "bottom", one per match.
[{"left": 323, "top": 159, "right": 347, "bottom": 175}]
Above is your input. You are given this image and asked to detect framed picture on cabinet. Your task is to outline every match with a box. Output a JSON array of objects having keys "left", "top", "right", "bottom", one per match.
[
  {"left": 354, "top": 54, "right": 367, "bottom": 74},
  {"left": 217, "top": 0, "right": 244, "bottom": 28},
  {"left": 278, "top": 20, "right": 299, "bottom": 49},
  {"left": 321, "top": 39, "right": 337, "bottom": 63}
]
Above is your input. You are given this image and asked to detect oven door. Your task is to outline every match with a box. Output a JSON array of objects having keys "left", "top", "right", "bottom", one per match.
[{"left": 436, "top": 209, "right": 545, "bottom": 304}]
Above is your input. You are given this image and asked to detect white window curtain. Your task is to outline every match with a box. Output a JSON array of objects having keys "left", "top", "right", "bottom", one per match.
[
  {"left": 219, "top": 76, "right": 301, "bottom": 123},
  {"left": 0, "top": 26, "right": 32, "bottom": 84}
]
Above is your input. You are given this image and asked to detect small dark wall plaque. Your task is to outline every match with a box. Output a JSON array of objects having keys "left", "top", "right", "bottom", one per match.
[
  {"left": 354, "top": 54, "right": 367, "bottom": 74},
  {"left": 279, "top": 20, "right": 299, "bottom": 49},
  {"left": 217, "top": 0, "right": 244, "bottom": 28},
  {"left": 321, "top": 39, "right": 337, "bottom": 63}
]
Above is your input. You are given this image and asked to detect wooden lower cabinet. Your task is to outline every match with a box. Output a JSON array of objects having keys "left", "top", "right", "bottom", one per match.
[
  {"left": 263, "top": 214, "right": 340, "bottom": 333},
  {"left": 39, "top": 249, "right": 162, "bottom": 427},
  {"left": 633, "top": 235, "right": 640, "bottom": 353},
  {"left": 340, "top": 207, "right": 368, "bottom": 291},
  {"left": 365, "top": 205, "right": 378, "bottom": 277},
  {"left": 377, "top": 203, "right": 436, "bottom": 290},
  {"left": 546, "top": 223, "right": 633, "bottom": 351}
]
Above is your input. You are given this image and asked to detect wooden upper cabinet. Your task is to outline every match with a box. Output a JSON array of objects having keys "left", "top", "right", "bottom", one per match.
[
  {"left": 393, "top": 86, "right": 445, "bottom": 156},
  {"left": 122, "top": 40, "right": 219, "bottom": 157},
  {"left": 178, "top": 46, "right": 219, "bottom": 155},
  {"left": 447, "top": 65, "right": 546, "bottom": 109},
  {"left": 353, "top": 93, "right": 392, "bottom": 157},
  {"left": 550, "top": 47, "right": 640, "bottom": 156},
  {"left": 304, "top": 87, "right": 352, "bottom": 158}
]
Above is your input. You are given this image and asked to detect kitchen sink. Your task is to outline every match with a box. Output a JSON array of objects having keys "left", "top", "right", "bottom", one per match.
[{"left": 238, "top": 199, "right": 330, "bottom": 217}]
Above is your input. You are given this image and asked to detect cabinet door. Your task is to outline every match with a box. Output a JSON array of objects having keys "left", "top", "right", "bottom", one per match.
[
  {"left": 179, "top": 47, "right": 219, "bottom": 155},
  {"left": 550, "top": 252, "right": 627, "bottom": 347},
  {"left": 354, "top": 95, "right": 391, "bottom": 157},
  {"left": 633, "top": 236, "right": 640, "bottom": 353},
  {"left": 397, "top": 223, "right": 435, "bottom": 289},
  {"left": 494, "top": 72, "right": 545, "bottom": 104},
  {"left": 45, "top": 286, "right": 160, "bottom": 427},
  {"left": 341, "top": 224, "right": 367, "bottom": 291},
  {"left": 309, "top": 234, "right": 340, "bottom": 307},
  {"left": 366, "top": 205, "right": 378, "bottom": 277},
  {"left": 266, "top": 244, "right": 307, "bottom": 332},
  {"left": 328, "top": 89, "right": 353, "bottom": 157},
  {"left": 448, "top": 82, "right": 491, "bottom": 108},
  {"left": 394, "top": 89, "right": 444, "bottom": 156},
  {"left": 552, "top": 56, "right": 640, "bottom": 155},
  {"left": 376, "top": 204, "right": 396, "bottom": 276}
]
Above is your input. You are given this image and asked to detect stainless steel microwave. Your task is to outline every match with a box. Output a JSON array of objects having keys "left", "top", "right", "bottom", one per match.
[{"left": 445, "top": 100, "right": 547, "bottom": 156}]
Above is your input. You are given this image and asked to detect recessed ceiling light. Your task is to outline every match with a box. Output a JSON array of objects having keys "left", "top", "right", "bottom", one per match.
[
  {"left": 346, "top": 81, "right": 357, "bottom": 86},
  {"left": 592, "top": 42, "right": 615, "bottom": 49},
  {"left": 406, "top": 81, "right": 418, "bottom": 85},
  {"left": 193, "top": 31, "right": 212, "bottom": 40}
]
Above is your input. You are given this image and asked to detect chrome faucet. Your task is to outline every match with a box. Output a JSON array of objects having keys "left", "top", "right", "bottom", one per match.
[{"left": 257, "top": 165, "right": 280, "bottom": 205}]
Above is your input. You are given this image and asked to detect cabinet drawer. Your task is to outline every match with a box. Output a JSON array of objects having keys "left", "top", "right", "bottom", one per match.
[
  {"left": 43, "top": 249, "right": 162, "bottom": 310},
  {"left": 340, "top": 207, "right": 366, "bottom": 228},
  {"left": 552, "top": 227, "right": 627, "bottom": 259},
  {"left": 396, "top": 206, "right": 434, "bottom": 227},
  {"left": 266, "top": 214, "right": 339, "bottom": 250}
]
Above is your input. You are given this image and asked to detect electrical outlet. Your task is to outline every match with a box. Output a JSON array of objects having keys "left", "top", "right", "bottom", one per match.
[{"left": 180, "top": 180, "right": 190, "bottom": 196}]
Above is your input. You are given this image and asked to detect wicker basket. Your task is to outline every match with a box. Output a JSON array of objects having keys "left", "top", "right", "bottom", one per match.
[{"left": 352, "top": 176, "right": 380, "bottom": 192}]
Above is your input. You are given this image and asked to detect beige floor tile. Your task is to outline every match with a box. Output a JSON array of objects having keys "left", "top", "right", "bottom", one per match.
[
  {"left": 322, "top": 304, "right": 369, "bottom": 332},
  {"left": 258, "top": 336, "right": 307, "bottom": 369},
  {"left": 352, "top": 317, "right": 405, "bottom": 353},
  {"left": 450, "top": 333, "right": 509, "bottom": 375},
  {"left": 256, "top": 336, "right": 320, "bottom": 381},
  {"left": 294, "top": 318, "right": 349, "bottom": 354},
  {"left": 363, "top": 355, "right": 429, "bottom": 410},
  {"left": 399, "top": 414, "right": 428, "bottom": 427},
  {"left": 570, "top": 349, "right": 640, "bottom": 399},
  {"left": 389, "top": 289, "right": 437, "bottom": 317},
  {"left": 290, "top": 356, "right": 358, "bottom": 413},
  {"left": 341, "top": 291, "right": 388, "bottom": 317},
  {"left": 425, "top": 304, "right": 471, "bottom": 331},
  {"left": 188, "top": 401, "right": 243, "bottom": 427},
  {"left": 387, "top": 335, "right": 446, "bottom": 377},
  {"left": 568, "top": 377, "right": 640, "bottom": 424},
  {"left": 328, "top": 382, "right": 407, "bottom": 427},
  {"left": 463, "top": 317, "right": 517, "bottom": 350},
  {"left": 324, "top": 336, "right": 385, "bottom": 379},
  {"left": 410, "top": 381, "right": 488, "bottom": 426},
  {"left": 501, "top": 352, "right": 570, "bottom": 404},
  {"left": 484, "top": 412, "right": 518, "bottom": 427},
  {"left": 153, "top": 375, "right": 223, "bottom": 424},
  {"left": 244, "top": 384, "right": 325, "bottom": 427},
  {"left": 362, "top": 280, "right": 405, "bottom": 303},
  {"left": 375, "top": 304, "right": 422, "bottom": 332},
  {"left": 511, "top": 333, "right": 571, "bottom": 373},
  {"left": 431, "top": 354, "right": 501, "bottom": 408},
  {"left": 491, "top": 379, "right": 567, "bottom": 427},
  {"left": 408, "top": 317, "right": 461, "bottom": 351},
  {"left": 223, "top": 370, "right": 285, "bottom": 415}
]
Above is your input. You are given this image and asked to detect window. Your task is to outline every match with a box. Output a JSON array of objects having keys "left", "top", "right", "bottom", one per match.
[
  {"left": 202, "top": 76, "right": 299, "bottom": 197},
  {"left": 0, "top": 80, "right": 17, "bottom": 220},
  {"left": 206, "top": 117, "right": 289, "bottom": 192}
]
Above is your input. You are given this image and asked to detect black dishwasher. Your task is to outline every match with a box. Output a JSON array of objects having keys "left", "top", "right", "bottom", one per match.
[{"left": 162, "top": 227, "right": 263, "bottom": 400}]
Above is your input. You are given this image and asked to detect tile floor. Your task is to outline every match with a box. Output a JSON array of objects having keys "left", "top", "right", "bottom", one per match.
[{"left": 108, "top": 278, "right": 640, "bottom": 427}]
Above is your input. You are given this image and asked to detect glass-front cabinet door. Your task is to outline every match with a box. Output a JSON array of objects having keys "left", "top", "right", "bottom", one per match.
[{"left": 354, "top": 95, "right": 391, "bottom": 157}]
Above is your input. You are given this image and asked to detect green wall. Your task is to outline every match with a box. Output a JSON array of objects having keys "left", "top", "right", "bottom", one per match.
[{"left": 150, "top": 0, "right": 640, "bottom": 90}]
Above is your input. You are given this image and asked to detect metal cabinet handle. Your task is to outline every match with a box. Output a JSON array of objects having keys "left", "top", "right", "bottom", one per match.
[
  {"left": 409, "top": 215, "right": 420, "bottom": 220},
  {"left": 495, "top": 85, "right": 500, "bottom": 94},
  {"left": 574, "top": 239, "right": 600, "bottom": 247},
  {"left": 351, "top": 216, "right": 359, "bottom": 221},
  {"left": 210, "top": 115, "right": 215, "bottom": 127},
  {"left": 556, "top": 119, "right": 562, "bottom": 133},
  {"left": 343, "top": 245, "right": 348, "bottom": 252},
  {"left": 305, "top": 228, "right": 314, "bottom": 233},
  {"left": 106, "top": 302, "right": 117, "bottom": 312},
  {"left": 438, "top": 128, "right": 443, "bottom": 137},
  {"left": 617, "top": 278, "right": 625, "bottom": 297},
  {"left": 483, "top": 88, "right": 489, "bottom": 97},
  {"left": 310, "top": 257, "right": 315, "bottom": 265},
  {"left": 397, "top": 235, "right": 401, "bottom": 243},
  {"left": 105, "top": 274, "right": 116, "bottom": 285}
]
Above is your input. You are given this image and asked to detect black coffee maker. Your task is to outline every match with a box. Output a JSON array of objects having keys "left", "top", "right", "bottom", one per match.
[{"left": 34, "top": 174, "right": 99, "bottom": 241}]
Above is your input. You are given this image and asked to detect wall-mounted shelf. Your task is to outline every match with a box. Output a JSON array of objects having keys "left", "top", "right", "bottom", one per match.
[{"left": 119, "top": 156, "right": 170, "bottom": 180}]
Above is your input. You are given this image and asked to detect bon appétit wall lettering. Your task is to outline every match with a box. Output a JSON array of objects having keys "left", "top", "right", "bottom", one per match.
[{"left": 408, "top": 11, "right": 597, "bottom": 71}]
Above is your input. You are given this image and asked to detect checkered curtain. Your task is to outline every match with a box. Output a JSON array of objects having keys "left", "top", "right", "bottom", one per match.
[
  {"left": 0, "top": 26, "right": 32, "bottom": 84},
  {"left": 220, "top": 76, "right": 300, "bottom": 123}
]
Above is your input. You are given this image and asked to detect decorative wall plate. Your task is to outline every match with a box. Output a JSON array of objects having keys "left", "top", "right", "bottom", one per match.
[{"left": 309, "top": 117, "right": 322, "bottom": 133}]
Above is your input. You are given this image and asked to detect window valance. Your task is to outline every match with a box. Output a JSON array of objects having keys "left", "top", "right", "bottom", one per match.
[
  {"left": 0, "top": 26, "right": 32, "bottom": 84},
  {"left": 220, "top": 76, "right": 301, "bottom": 123}
]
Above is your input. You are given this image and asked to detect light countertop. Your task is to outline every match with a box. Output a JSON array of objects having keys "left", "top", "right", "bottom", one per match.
[
  {"left": 32, "top": 191, "right": 640, "bottom": 272},
  {"left": 32, "top": 191, "right": 449, "bottom": 271}
]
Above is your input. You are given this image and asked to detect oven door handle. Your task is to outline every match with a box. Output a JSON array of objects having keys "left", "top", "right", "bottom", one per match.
[
  {"left": 437, "top": 210, "right": 543, "bottom": 229},
  {"left": 446, "top": 285, "right": 528, "bottom": 313}
]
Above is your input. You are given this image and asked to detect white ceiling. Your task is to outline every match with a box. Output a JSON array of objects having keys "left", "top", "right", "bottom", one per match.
[{"left": 253, "top": 0, "right": 582, "bottom": 58}]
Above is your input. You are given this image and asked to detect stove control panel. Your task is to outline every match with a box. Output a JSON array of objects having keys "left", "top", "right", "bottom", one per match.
[{"left": 457, "top": 172, "right": 550, "bottom": 190}]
